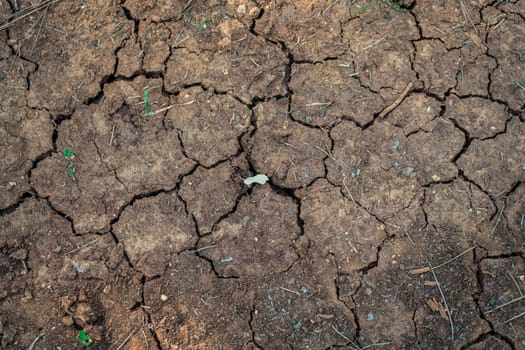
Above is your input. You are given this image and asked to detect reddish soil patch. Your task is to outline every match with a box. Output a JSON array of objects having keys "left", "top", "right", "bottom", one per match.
[{"left": 1, "top": 0, "right": 524, "bottom": 349}]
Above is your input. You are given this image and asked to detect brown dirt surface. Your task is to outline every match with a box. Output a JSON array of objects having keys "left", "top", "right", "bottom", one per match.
[{"left": 1, "top": 1, "right": 524, "bottom": 349}]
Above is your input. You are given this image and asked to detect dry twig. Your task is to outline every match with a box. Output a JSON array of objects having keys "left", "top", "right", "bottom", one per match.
[
  {"left": 429, "top": 262, "right": 454, "bottom": 344},
  {"left": 0, "top": 0, "right": 62, "bottom": 32},
  {"left": 409, "top": 246, "right": 476, "bottom": 275},
  {"left": 379, "top": 82, "right": 413, "bottom": 118},
  {"left": 115, "top": 328, "right": 137, "bottom": 350}
]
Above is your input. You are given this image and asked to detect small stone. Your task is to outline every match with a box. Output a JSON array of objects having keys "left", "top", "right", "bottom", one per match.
[
  {"left": 62, "top": 315, "right": 74, "bottom": 326},
  {"left": 365, "top": 287, "right": 373, "bottom": 296},
  {"left": 160, "top": 294, "right": 168, "bottom": 302},
  {"left": 392, "top": 140, "right": 400, "bottom": 150},
  {"left": 366, "top": 313, "right": 375, "bottom": 321},
  {"left": 60, "top": 295, "right": 76, "bottom": 311},
  {"left": 431, "top": 174, "right": 440, "bottom": 182},
  {"left": 237, "top": 4, "right": 247, "bottom": 15},
  {"left": 75, "top": 303, "right": 94, "bottom": 323},
  {"left": 21, "top": 289, "right": 32, "bottom": 302},
  {"left": 248, "top": 6, "right": 261, "bottom": 18},
  {"left": 103, "top": 285, "right": 111, "bottom": 294},
  {"left": 402, "top": 166, "right": 414, "bottom": 176}
]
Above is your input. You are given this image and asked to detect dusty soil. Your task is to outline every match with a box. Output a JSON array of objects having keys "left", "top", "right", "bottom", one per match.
[{"left": 1, "top": 0, "right": 524, "bottom": 349}]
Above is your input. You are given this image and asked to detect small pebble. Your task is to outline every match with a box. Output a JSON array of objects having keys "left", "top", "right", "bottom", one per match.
[
  {"left": 366, "top": 313, "right": 374, "bottom": 321},
  {"left": 220, "top": 257, "right": 234, "bottom": 264},
  {"left": 62, "top": 315, "right": 74, "bottom": 326},
  {"left": 160, "top": 294, "right": 168, "bottom": 302},
  {"left": 249, "top": 7, "right": 261, "bottom": 18},
  {"left": 392, "top": 140, "right": 400, "bottom": 150},
  {"left": 237, "top": 4, "right": 247, "bottom": 15},
  {"left": 402, "top": 167, "right": 414, "bottom": 176},
  {"left": 293, "top": 321, "right": 302, "bottom": 329}
]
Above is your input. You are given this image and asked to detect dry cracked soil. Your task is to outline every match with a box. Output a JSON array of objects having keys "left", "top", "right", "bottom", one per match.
[{"left": 0, "top": 0, "right": 524, "bottom": 349}]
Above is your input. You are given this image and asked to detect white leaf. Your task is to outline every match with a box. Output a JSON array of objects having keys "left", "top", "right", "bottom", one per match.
[{"left": 243, "top": 174, "right": 269, "bottom": 185}]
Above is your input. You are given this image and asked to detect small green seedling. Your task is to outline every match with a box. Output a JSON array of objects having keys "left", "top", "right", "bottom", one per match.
[
  {"left": 63, "top": 148, "right": 75, "bottom": 160},
  {"left": 63, "top": 148, "right": 77, "bottom": 180},
  {"left": 198, "top": 15, "right": 219, "bottom": 33},
  {"left": 198, "top": 18, "right": 211, "bottom": 32},
  {"left": 143, "top": 86, "right": 159, "bottom": 116},
  {"left": 78, "top": 330, "right": 92, "bottom": 347},
  {"left": 67, "top": 168, "right": 77, "bottom": 180}
]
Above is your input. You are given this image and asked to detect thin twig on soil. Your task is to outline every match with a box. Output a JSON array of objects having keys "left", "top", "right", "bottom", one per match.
[
  {"left": 379, "top": 82, "right": 413, "bottom": 118},
  {"left": 501, "top": 310, "right": 525, "bottom": 325},
  {"left": 0, "top": 0, "right": 62, "bottom": 32},
  {"left": 180, "top": 0, "right": 194, "bottom": 16},
  {"left": 279, "top": 286, "right": 301, "bottom": 296},
  {"left": 305, "top": 101, "right": 333, "bottom": 107},
  {"left": 109, "top": 125, "right": 116, "bottom": 146},
  {"left": 342, "top": 173, "right": 357, "bottom": 209},
  {"left": 28, "top": 333, "right": 44, "bottom": 350},
  {"left": 490, "top": 201, "right": 505, "bottom": 236},
  {"left": 361, "top": 341, "right": 393, "bottom": 349},
  {"left": 186, "top": 245, "right": 218, "bottom": 253},
  {"left": 408, "top": 246, "right": 476, "bottom": 274},
  {"left": 314, "top": 145, "right": 336, "bottom": 162},
  {"left": 115, "top": 328, "right": 137, "bottom": 350},
  {"left": 63, "top": 238, "right": 101, "bottom": 256},
  {"left": 485, "top": 295, "right": 525, "bottom": 314},
  {"left": 173, "top": 35, "right": 190, "bottom": 47},
  {"left": 29, "top": 3, "right": 50, "bottom": 55},
  {"left": 141, "top": 100, "right": 195, "bottom": 117},
  {"left": 361, "top": 37, "right": 385, "bottom": 51},
  {"left": 428, "top": 262, "right": 454, "bottom": 345},
  {"left": 331, "top": 324, "right": 361, "bottom": 350},
  {"left": 507, "top": 270, "right": 524, "bottom": 296},
  {"left": 393, "top": 211, "right": 415, "bottom": 245},
  {"left": 459, "top": 0, "right": 478, "bottom": 34},
  {"left": 142, "top": 327, "right": 149, "bottom": 350}
]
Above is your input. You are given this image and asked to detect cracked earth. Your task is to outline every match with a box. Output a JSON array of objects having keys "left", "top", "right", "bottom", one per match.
[{"left": 0, "top": 0, "right": 524, "bottom": 349}]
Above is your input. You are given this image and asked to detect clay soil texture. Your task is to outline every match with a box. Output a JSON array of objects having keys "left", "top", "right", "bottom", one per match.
[{"left": 1, "top": 0, "right": 524, "bottom": 349}]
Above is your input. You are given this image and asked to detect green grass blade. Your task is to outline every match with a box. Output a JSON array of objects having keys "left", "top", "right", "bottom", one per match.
[
  {"left": 355, "top": 0, "right": 378, "bottom": 15},
  {"left": 383, "top": 0, "right": 411, "bottom": 13}
]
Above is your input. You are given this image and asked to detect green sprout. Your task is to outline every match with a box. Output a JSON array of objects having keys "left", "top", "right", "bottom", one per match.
[
  {"left": 198, "top": 18, "right": 211, "bottom": 32},
  {"left": 78, "top": 330, "right": 92, "bottom": 347},
  {"left": 67, "top": 168, "right": 77, "bottom": 180},
  {"left": 63, "top": 148, "right": 77, "bottom": 180},
  {"left": 143, "top": 86, "right": 159, "bottom": 116},
  {"left": 63, "top": 148, "right": 75, "bottom": 160},
  {"left": 198, "top": 15, "right": 219, "bottom": 33}
]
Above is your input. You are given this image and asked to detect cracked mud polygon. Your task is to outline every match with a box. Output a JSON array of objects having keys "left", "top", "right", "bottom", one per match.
[{"left": 1, "top": 0, "right": 524, "bottom": 349}]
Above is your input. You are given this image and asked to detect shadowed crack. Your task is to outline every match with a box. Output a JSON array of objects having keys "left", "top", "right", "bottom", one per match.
[
  {"left": 464, "top": 249, "right": 518, "bottom": 350},
  {"left": 248, "top": 303, "right": 264, "bottom": 349}
]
